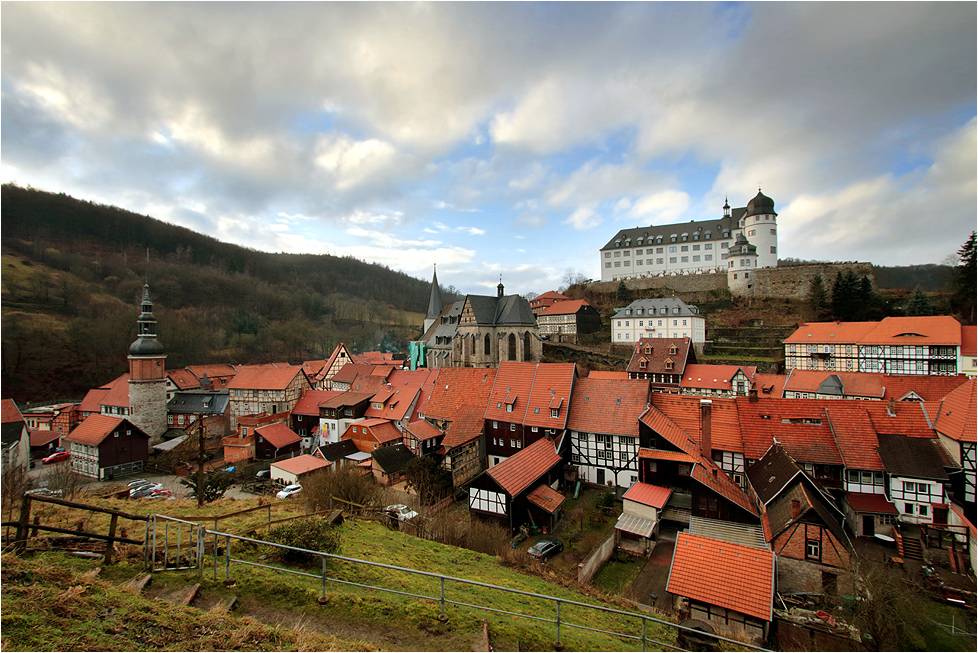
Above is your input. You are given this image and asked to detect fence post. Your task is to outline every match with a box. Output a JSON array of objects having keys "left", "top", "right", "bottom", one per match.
[
  {"left": 322, "top": 555, "right": 327, "bottom": 599},
  {"left": 225, "top": 535, "right": 231, "bottom": 579},
  {"left": 213, "top": 531, "right": 219, "bottom": 581},
  {"left": 197, "top": 527, "right": 205, "bottom": 580},
  {"left": 104, "top": 513, "right": 119, "bottom": 565},
  {"left": 440, "top": 577, "right": 446, "bottom": 619},
  {"left": 15, "top": 495, "right": 32, "bottom": 554},
  {"left": 555, "top": 599, "right": 561, "bottom": 647},
  {"left": 641, "top": 616, "right": 647, "bottom": 652}
]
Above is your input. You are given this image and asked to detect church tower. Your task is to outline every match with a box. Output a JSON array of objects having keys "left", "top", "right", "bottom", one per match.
[
  {"left": 423, "top": 264, "right": 444, "bottom": 335},
  {"left": 128, "top": 283, "right": 168, "bottom": 443}
]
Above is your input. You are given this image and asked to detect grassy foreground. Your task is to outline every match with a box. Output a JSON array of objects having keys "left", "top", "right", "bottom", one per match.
[{"left": 1, "top": 499, "right": 683, "bottom": 651}]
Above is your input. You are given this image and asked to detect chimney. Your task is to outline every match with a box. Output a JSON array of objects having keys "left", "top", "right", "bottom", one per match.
[
  {"left": 700, "top": 399, "right": 713, "bottom": 460},
  {"left": 791, "top": 499, "right": 801, "bottom": 519},
  {"left": 749, "top": 388, "right": 759, "bottom": 403},
  {"left": 887, "top": 398, "right": 896, "bottom": 417}
]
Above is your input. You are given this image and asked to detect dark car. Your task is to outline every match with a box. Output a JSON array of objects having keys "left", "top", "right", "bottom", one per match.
[
  {"left": 42, "top": 451, "right": 70, "bottom": 465},
  {"left": 527, "top": 537, "right": 563, "bottom": 561},
  {"left": 256, "top": 470, "right": 271, "bottom": 480}
]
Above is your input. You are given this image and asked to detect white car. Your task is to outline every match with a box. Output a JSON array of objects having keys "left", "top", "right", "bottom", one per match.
[
  {"left": 276, "top": 484, "right": 302, "bottom": 499},
  {"left": 385, "top": 504, "right": 419, "bottom": 522}
]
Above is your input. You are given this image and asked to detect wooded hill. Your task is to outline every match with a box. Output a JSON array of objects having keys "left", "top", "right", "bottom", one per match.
[{"left": 1, "top": 184, "right": 448, "bottom": 403}]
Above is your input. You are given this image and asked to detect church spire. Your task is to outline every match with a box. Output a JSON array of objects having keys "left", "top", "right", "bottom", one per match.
[{"left": 423, "top": 265, "right": 444, "bottom": 335}]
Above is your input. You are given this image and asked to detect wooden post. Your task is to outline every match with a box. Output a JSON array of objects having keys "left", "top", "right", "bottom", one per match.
[
  {"left": 15, "top": 495, "right": 32, "bottom": 554},
  {"left": 105, "top": 513, "right": 119, "bottom": 565}
]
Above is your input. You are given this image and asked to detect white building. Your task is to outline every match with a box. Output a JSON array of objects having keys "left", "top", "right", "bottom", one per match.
[
  {"left": 599, "top": 190, "right": 779, "bottom": 282},
  {"left": 612, "top": 298, "right": 706, "bottom": 347}
]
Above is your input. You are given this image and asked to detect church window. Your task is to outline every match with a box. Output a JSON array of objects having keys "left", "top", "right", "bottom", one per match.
[
  {"left": 508, "top": 334, "right": 517, "bottom": 360},
  {"left": 485, "top": 334, "right": 491, "bottom": 356}
]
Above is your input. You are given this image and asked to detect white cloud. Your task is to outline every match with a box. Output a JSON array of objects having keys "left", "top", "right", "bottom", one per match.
[
  {"left": 313, "top": 133, "right": 399, "bottom": 190},
  {"left": 563, "top": 207, "right": 602, "bottom": 231}
]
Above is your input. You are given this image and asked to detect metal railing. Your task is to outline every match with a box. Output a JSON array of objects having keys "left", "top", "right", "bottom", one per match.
[{"left": 189, "top": 525, "right": 769, "bottom": 652}]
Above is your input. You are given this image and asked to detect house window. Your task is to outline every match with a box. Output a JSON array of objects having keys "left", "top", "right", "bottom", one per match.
[
  {"left": 804, "top": 535, "right": 822, "bottom": 558},
  {"left": 551, "top": 408, "right": 559, "bottom": 418},
  {"left": 510, "top": 439, "right": 518, "bottom": 448},
  {"left": 510, "top": 423, "right": 516, "bottom": 431},
  {"left": 678, "top": 464, "right": 691, "bottom": 476},
  {"left": 492, "top": 421, "right": 498, "bottom": 428},
  {"left": 241, "top": 428, "right": 248, "bottom": 436}
]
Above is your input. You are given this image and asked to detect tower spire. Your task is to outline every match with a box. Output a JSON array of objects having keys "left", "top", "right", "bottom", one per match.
[{"left": 423, "top": 264, "right": 444, "bottom": 334}]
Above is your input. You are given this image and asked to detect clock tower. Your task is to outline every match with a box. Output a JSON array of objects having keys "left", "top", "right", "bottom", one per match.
[{"left": 128, "top": 283, "right": 167, "bottom": 443}]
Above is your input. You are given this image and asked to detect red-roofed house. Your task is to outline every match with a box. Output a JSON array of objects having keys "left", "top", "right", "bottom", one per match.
[
  {"left": 782, "top": 370, "right": 885, "bottom": 400},
  {"left": 425, "top": 367, "right": 497, "bottom": 487},
  {"left": 617, "top": 482, "right": 672, "bottom": 554},
  {"left": 314, "top": 343, "right": 358, "bottom": 390},
  {"left": 468, "top": 437, "right": 564, "bottom": 531},
  {"left": 290, "top": 389, "right": 342, "bottom": 450},
  {"left": 223, "top": 412, "right": 289, "bottom": 466},
  {"left": 166, "top": 368, "right": 203, "bottom": 400},
  {"left": 567, "top": 377, "right": 649, "bottom": 489},
  {"left": 226, "top": 364, "right": 311, "bottom": 429},
  {"left": 881, "top": 373, "right": 971, "bottom": 402},
  {"left": 484, "top": 362, "right": 576, "bottom": 468},
  {"left": 255, "top": 422, "right": 302, "bottom": 459},
  {"left": 667, "top": 533, "right": 774, "bottom": 643},
  {"left": 402, "top": 419, "right": 444, "bottom": 457},
  {"left": 270, "top": 454, "right": 331, "bottom": 486},
  {"left": 680, "top": 364, "right": 757, "bottom": 398},
  {"left": 930, "top": 378, "right": 977, "bottom": 511},
  {"left": 1, "top": 399, "right": 30, "bottom": 471},
  {"left": 626, "top": 338, "right": 695, "bottom": 391},
  {"left": 64, "top": 414, "right": 149, "bottom": 480},
  {"left": 784, "top": 316, "right": 963, "bottom": 375},
  {"left": 535, "top": 299, "right": 601, "bottom": 343},
  {"left": 960, "top": 325, "right": 976, "bottom": 377},
  {"left": 342, "top": 418, "right": 403, "bottom": 453},
  {"left": 528, "top": 290, "right": 570, "bottom": 315}
]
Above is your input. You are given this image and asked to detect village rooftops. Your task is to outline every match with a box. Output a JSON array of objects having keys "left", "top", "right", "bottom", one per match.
[
  {"left": 783, "top": 316, "right": 963, "bottom": 346},
  {"left": 292, "top": 390, "right": 343, "bottom": 415},
  {"left": 622, "top": 482, "right": 672, "bottom": 509},
  {"left": 536, "top": 299, "right": 592, "bottom": 316},
  {"left": 487, "top": 437, "right": 562, "bottom": 497},
  {"left": 566, "top": 377, "right": 649, "bottom": 437},
  {"left": 626, "top": 337, "right": 693, "bottom": 376},
  {"left": 226, "top": 364, "right": 305, "bottom": 391},
  {"left": 930, "top": 377, "right": 977, "bottom": 442},
  {"left": 64, "top": 414, "right": 145, "bottom": 446},
  {"left": 680, "top": 364, "right": 756, "bottom": 391},
  {"left": 273, "top": 454, "right": 330, "bottom": 476},
  {"left": 255, "top": 422, "right": 301, "bottom": 448}
]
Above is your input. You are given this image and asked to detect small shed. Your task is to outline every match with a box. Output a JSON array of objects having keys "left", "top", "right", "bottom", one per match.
[
  {"left": 372, "top": 444, "right": 415, "bottom": 486},
  {"left": 617, "top": 482, "right": 672, "bottom": 554},
  {"left": 270, "top": 454, "right": 331, "bottom": 486}
]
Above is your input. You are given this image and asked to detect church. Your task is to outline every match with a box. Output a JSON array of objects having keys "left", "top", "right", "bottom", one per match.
[
  {"left": 418, "top": 267, "right": 542, "bottom": 368},
  {"left": 599, "top": 190, "right": 779, "bottom": 282}
]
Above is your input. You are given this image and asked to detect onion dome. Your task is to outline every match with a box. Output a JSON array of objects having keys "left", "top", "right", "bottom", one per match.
[
  {"left": 129, "top": 283, "right": 165, "bottom": 356},
  {"left": 745, "top": 189, "right": 777, "bottom": 217}
]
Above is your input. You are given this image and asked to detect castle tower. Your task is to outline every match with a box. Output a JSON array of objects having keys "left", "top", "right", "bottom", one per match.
[
  {"left": 128, "top": 283, "right": 168, "bottom": 443},
  {"left": 423, "top": 264, "right": 444, "bottom": 335},
  {"left": 739, "top": 189, "right": 778, "bottom": 268}
]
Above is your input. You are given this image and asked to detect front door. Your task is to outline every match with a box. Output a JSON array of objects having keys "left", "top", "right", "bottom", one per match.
[
  {"left": 596, "top": 468, "right": 605, "bottom": 486},
  {"left": 934, "top": 507, "right": 948, "bottom": 525},
  {"left": 862, "top": 515, "right": 875, "bottom": 537}
]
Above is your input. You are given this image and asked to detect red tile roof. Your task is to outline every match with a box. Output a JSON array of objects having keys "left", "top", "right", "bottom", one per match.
[
  {"left": 846, "top": 492, "right": 898, "bottom": 515},
  {"left": 485, "top": 362, "right": 538, "bottom": 423},
  {"left": 651, "top": 395, "right": 743, "bottom": 455},
  {"left": 350, "top": 418, "right": 403, "bottom": 444},
  {"left": 824, "top": 403, "right": 881, "bottom": 470},
  {"left": 752, "top": 373, "right": 786, "bottom": 398},
  {"left": 784, "top": 370, "right": 885, "bottom": 398},
  {"left": 1, "top": 398, "right": 23, "bottom": 424},
  {"left": 931, "top": 378, "right": 977, "bottom": 443},
  {"left": 735, "top": 398, "right": 843, "bottom": 465},
  {"left": 78, "top": 387, "right": 110, "bottom": 414},
  {"left": 227, "top": 364, "right": 304, "bottom": 391},
  {"left": 860, "top": 316, "right": 962, "bottom": 346},
  {"left": 404, "top": 419, "right": 442, "bottom": 441},
  {"left": 783, "top": 321, "right": 879, "bottom": 344},
  {"left": 691, "top": 458, "right": 758, "bottom": 516},
  {"left": 536, "top": 299, "right": 591, "bottom": 316},
  {"left": 101, "top": 374, "right": 131, "bottom": 408},
  {"left": 167, "top": 368, "right": 202, "bottom": 390},
  {"left": 523, "top": 363, "right": 576, "bottom": 430},
  {"left": 292, "top": 390, "right": 343, "bottom": 415},
  {"left": 186, "top": 363, "right": 239, "bottom": 381},
  {"left": 64, "top": 414, "right": 140, "bottom": 446},
  {"left": 30, "top": 430, "right": 61, "bottom": 447},
  {"left": 638, "top": 448, "right": 696, "bottom": 463},
  {"left": 668, "top": 533, "right": 774, "bottom": 621},
  {"left": 680, "top": 364, "right": 756, "bottom": 391},
  {"left": 526, "top": 485, "right": 566, "bottom": 514},
  {"left": 529, "top": 291, "right": 570, "bottom": 309},
  {"left": 330, "top": 363, "right": 377, "bottom": 385},
  {"left": 566, "top": 377, "right": 649, "bottom": 436},
  {"left": 623, "top": 482, "right": 672, "bottom": 509},
  {"left": 487, "top": 437, "right": 562, "bottom": 496},
  {"left": 587, "top": 371, "right": 629, "bottom": 380},
  {"left": 882, "top": 374, "right": 971, "bottom": 402},
  {"left": 962, "top": 325, "right": 977, "bottom": 357},
  {"left": 441, "top": 403, "right": 487, "bottom": 449},
  {"left": 365, "top": 386, "right": 420, "bottom": 422},
  {"left": 626, "top": 338, "right": 692, "bottom": 376},
  {"left": 256, "top": 422, "right": 301, "bottom": 448},
  {"left": 863, "top": 401, "right": 935, "bottom": 437},
  {"left": 272, "top": 454, "right": 331, "bottom": 475},
  {"left": 639, "top": 406, "right": 699, "bottom": 456}
]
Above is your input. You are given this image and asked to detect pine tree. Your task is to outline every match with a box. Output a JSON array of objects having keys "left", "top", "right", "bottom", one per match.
[
  {"left": 951, "top": 231, "right": 976, "bottom": 323},
  {"left": 616, "top": 280, "right": 631, "bottom": 302},
  {"left": 831, "top": 270, "right": 859, "bottom": 321},
  {"left": 807, "top": 274, "right": 828, "bottom": 319},
  {"left": 905, "top": 286, "right": 932, "bottom": 316}
]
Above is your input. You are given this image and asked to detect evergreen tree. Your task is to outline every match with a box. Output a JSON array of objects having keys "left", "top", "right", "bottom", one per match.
[
  {"left": 615, "top": 280, "right": 631, "bottom": 302},
  {"left": 831, "top": 270, "right": 859, "bottom": 321},
  {"left": 905, "top": 286, "right": 932, "bottom": 316},
  {"left": 951, "top": 231, "right": 976, "bottom": 323},
  {"left": 807, "top": 274, "right": 828, "bottom": 319}
]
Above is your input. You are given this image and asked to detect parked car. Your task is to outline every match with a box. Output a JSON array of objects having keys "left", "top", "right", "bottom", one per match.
[
  {"left": 130, "top": 483, "right": 163, "bottom": 499},
  {"left": 385, "top": 504, "right": 419, "bottom": 522},
  {"left": 127, "top": 478, "right": 151, "bottom": 488},
  {"left": 527, "top": 537, "right": 563, "bottom": 561},
  {"left": 26, "top": 487, "right": 63, "bottom": 497},
  {"left": 145, "top": 489, "right": 173, "bottom": 500},
  {"left": 276, "top": 484, "right": 302, "bottom": 499},
  {"left": 42, "top": 451, "right": 70, "bottom": 465},
  {"left": 255, "top": 470, "right": 271, "bottom": 480}
]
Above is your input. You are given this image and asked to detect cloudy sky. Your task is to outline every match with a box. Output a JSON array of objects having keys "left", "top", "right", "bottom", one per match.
[{"left": 2, "top": 2, "right": 975, "bottom": 296}]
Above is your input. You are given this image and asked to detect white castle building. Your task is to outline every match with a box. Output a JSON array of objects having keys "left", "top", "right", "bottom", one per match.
[{"left": 599, "top": 190, "right": 779, "bottom": 283}]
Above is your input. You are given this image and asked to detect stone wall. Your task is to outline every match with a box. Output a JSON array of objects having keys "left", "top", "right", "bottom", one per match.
[
  {"left": 578, "top": 533, "right": 617, "bottom": 585},
  {"left": 589, "top": 262, "right": 873, "bottom": 300}
]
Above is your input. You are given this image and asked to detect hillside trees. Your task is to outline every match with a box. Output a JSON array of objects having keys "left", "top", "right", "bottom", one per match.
[
  {"left": 807, "top": 273, "right": 828, "bottom": 319},
  {"left": 950, "top": 231, "right": 976, "bottom": 323},
  {"left": 831, "top": 270, "right": 885, "bottom": 321}
]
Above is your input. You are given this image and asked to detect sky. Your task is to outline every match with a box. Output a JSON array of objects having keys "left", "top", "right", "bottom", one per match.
[{"left": 2, "top": 2, "right": 975, "bottom": 297}]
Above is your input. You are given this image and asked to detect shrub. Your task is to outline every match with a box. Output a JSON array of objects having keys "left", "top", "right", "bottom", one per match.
[{"left": 265, "top": 517, "right": 341, "bottom": 564}]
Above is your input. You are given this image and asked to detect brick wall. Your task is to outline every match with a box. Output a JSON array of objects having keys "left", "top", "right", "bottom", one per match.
[{"left": 774, "top": 524, "right": 854, "bottom": 595}]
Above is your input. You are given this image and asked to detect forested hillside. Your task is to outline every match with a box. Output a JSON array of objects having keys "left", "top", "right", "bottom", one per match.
[{"left": 1, "top": 184, "right": 450, "bottom": 402}]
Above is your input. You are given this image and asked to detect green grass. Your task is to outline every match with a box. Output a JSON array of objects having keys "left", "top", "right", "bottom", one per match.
[{"left": 591, "top": 557, "right": 644, "bottom": 595}]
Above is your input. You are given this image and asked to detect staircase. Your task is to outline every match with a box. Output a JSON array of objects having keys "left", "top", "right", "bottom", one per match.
[{"left": 902, "top": 534, "right": 923, "bottom": 561}]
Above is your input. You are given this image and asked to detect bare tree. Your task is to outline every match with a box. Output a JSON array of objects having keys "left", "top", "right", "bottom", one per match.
[{"left": 40, "top": 463, "right": 83, "bottom": 500}]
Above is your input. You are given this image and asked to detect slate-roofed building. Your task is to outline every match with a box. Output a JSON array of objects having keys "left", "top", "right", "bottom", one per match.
[
  {"left": 612, "top": 298, "right": 707, "bottom": 350},
  {"left": 667, "top": 532, "right": 775, "bottom": 643},
  {"left": 166, "top": 390, "right": 230, "bottom": 436},
  {"left": 313, "top": 439, "right": 364, "bottom": 470},
  {"left": 626, "top": 337, "right": 695, "bottom": 391},
  {"left": 600, "top": 190, "right": 779, "bottom": 283},
  {"left": 372, "top": 443, "right": 415, "bottom": 486},
  {"left": 567, "top": 376, "right": 650, "bottom": 489},
  {"left": 420, "top": 281, "right": 541, "bottom": 369},
  {"left": 64, "top": 414, "right": 150, "bottom": 480},
  {"left": 877, "top": 432, "right": 955, "bottom": 525}
]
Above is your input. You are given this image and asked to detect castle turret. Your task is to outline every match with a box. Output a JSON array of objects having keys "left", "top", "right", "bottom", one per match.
[
  {"left": 128, "top": 283, "right": 168, "bottom": 443},
  {"left": 739, "top": 188, "right": 778, "bottom": 268}
]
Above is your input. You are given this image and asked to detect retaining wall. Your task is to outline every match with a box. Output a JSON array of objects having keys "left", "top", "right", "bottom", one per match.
[{"left": 577, "top": 533, "right": 617, "bottom": 585}]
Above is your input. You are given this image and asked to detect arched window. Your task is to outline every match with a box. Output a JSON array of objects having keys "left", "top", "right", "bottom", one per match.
[
  {"left": 508, "top": 333, "right": 517, "bottom": 361},
  {"left": 485, "top": 334, "right": 491, "bottom": 356},
  {"left": 523, "top": 332, "right": 531, "bottom": 360}
]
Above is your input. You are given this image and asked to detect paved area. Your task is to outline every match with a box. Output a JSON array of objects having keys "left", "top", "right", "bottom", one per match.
[{"left": 624, "top": 526, "right": 677, "bottom": 614}]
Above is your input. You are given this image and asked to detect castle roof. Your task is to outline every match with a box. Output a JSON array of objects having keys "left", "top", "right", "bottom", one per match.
[{"left": 601, "top": 212, "right": 743, "bottom": 251}]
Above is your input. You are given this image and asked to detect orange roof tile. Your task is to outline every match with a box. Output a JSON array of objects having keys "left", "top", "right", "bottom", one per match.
[
  {"left": 227, "top": 364, "right": 304, "bottom": 391},
  {"left": 882, "top": 374, "right": 970, "bottom": 402},
  {"left": 256, "top": 422, "right": 301, "bottom": 448},
  {"left": 1, "top": 398, "right": 23, "bottom": 424},
  {"left": 425, "top": 367, "right": 496, "bottom": 423},
  {"left": 962, "top": 325, "right": 977, "bottom": 357},
  {"left": 752, "top": 373, "right": 787, "bottom": 398},
  {"left": 405, "top": 420, "right": 442, "bottom": 441},
  {"left": 365, "top": 386, "right": 420, "bottom": 422},
  {"left": 536, "top": 299, "right": 590, "bottom": 316},
  {"left": 526, "top": 485, "right": 566, "bottom": 514},
  {"left": 441, "top": 403, "right": 487, "bottom": 449},
  {"left": 735, "top": 398, "right": 843, "bottom": 465},
  {"left": 529, "top": 291, "right": 570, "bottom": 307},
  {"left": 783, "top": 321, "right": 878, "bottom": 344},
  {"left": 824, "top": 403, "right": 881, "bottom": 470},
  {"left": 639, "top": 406, "right": 699, "bottom": 456},
  {"left": 638, "top": 448, "right": 697, "bottom": 463},
  {"left": 485, "top": 362, "right": 538, "bottom": 423},
  {"left": 783, "top": 370, "right": 885, "bottom": 398},
  {"left": 167, "top": 368, "right": 202, "bottom": 390},
  {"left": 931, "top": 378, "right": 977, "bottom": 443},
  {"left": 863, "top": 401, "right": 935, "bottom": 437},
  {"left": 566, "top": 377, "right": 649, "bottom": 436},
  {"left": 272, "top": 454, "right": 331, "bottom": 475},
  {"left": 587, "top": 371, "right": 629, "bottom": 380},
  {"left": 860, "top": 316, "right": 962, "bottom": 346},
  {"left": 487, "top": 437, "right": 562, "bottom": 496},
  {"left": 680, "top": 364, "right": 756, "bottom": 391},
  {"left": 64, "top": 414, "right": 139, "bottom": 446},
  {"left": 101, "top": 373, "right": 131, "bottom": 408},
  {"left": 623, "top": 482, "right": 672, "bottom": 509},
  {"left": 651, "top": 395, "right": 743, "bottom": 455},
  {"left": 186, "top": 363, "right": 239, "bottom": 380},
  {"left": 668, "top": 533, "right": 774, "bottom": 621},
  {"left": 846, "top": 492, "right": 898, "bottom": 515},
  {"left": 523, "top": 363, "right": 576, "bottom": 430},
  {"left": 292, "top": 390, "right": 343, "bottom": 415},
  {"left": 626, "top": 338, "right": 693, "bottom": 376}
]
